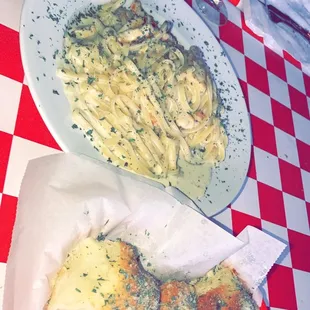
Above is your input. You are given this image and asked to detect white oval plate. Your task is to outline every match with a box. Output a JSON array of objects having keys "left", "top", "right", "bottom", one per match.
[{"left": 20, "top": 0, "right": 251, "bottom": 216}]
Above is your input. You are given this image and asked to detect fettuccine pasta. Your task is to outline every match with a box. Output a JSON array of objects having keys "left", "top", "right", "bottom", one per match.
[{"left": 57, "top": 0, "right": 228, "bottom": 198}]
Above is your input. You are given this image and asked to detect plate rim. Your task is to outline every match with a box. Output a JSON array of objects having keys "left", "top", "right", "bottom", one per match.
[{"left": 19, "top": 0, "right": 252, "bottom": 216}]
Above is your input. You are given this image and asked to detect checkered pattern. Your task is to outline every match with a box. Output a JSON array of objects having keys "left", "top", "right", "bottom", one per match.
[{"left": 0, "top": 0, "right": 310, "bottom": 309}]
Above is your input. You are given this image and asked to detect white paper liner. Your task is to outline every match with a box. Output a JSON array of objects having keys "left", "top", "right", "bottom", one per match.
[
  {"left": 224, "top": 226, "right": 287, "bottom": 306},
  {"left": 3, "top": 154, "right": 286, "bottom": 310}
]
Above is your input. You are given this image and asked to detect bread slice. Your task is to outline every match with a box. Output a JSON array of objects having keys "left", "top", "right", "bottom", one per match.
[
  {"left": 46, "top": 238, "right": 160, "bottom": 310},
  {"left": 160, "top": 280, "right": 197, "bottom": 310},
  {"left": 191, "top": 264, "right": 258, "bottom": 310}
]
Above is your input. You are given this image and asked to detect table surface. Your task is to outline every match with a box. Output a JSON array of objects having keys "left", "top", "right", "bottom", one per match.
[{"left": 0, "top": 0, "right": 310, "bottom": 309}]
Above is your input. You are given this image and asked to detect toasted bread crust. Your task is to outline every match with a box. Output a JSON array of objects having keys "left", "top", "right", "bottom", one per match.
[
  {"left": 192, "top": 265, "right": 258, "bottom": 310},
  {"left": 160, "top": 280, "right": 197, "bottom": 310}
]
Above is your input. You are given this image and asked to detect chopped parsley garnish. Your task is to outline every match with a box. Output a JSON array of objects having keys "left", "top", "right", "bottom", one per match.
[
  {"left": 82, "top": 273, "right": 88, "bottom": 277},
  {"left": 86, "top": 129, "right": 93, "bottom": 136},
  {"left": 98, "top": 42, "right": 104, "bottom": 55},
  {"left": 87, "top": 76, "right": 96, "bottom": 85},
  {"left": 72, "top": 124, "right": 78, "bottom": 129},
  {"left": 52, "top": 89, "right": 59, "bottom": 95},
  {"left": 119, "top": 269, "right": 128, "bottom": 279},
  {"left": 53, "top": 50, "right": 59, "bottom": 59},
  {"left": 75, "top": 288, "right": 81, "bottom": 293},
  {"left": 92, "top": 288, "right": 97, "bottom": 293},
  {"left": 136, "top": 128, "right": 144, "bottom": 134},
  {"left": 110, "top": 127, "right": 117, "bottom": 133},
  {"left": 128, "top": 138, "right": 135, "bottom": 142},
  {"left": 96, "top": 232, "right": 105, "bottom": 241}
]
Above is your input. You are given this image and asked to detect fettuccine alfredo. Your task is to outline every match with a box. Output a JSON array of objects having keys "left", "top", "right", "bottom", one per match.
[{"left": 57, "top": 0, "right": 228, "bottom": 199}]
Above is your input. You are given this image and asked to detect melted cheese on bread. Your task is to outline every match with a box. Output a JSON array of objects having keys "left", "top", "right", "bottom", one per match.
[
  {"left": 46, "top": 238, "right": 159, "bottom": 310},
  {"left": 191, "top": 264, "right": 258, "bottom": 310}
]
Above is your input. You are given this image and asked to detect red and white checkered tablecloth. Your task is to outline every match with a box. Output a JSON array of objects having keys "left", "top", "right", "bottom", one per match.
[{"left": 0, "top": 0, "right": 309, "bottom": 309}]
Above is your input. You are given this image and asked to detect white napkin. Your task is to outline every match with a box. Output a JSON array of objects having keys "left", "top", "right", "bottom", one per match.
[{"left": 242, "top": 0, "right": 310, "bottom": 75}]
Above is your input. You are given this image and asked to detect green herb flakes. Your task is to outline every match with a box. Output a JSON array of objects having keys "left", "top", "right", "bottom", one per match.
[
  {"left": 119, "top": 269, "right": 128, "bottom": 279},
  {"left": 96, "top": 232, "right": 105, "bottom": 241},
  {"left": 87, "top": 76, "right": 96, "bottom": 85}
]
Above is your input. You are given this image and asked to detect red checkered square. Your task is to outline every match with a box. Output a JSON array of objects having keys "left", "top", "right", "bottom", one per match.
[
  {"left": 14, "top": 85, "right": 61, "bottom": 150},
  {"left": 288, "top": 229, "right": 310, "bottom": 272},
  {"left": 220, "top": 20, "right": 244, "bottom": 54},
  {"left": 231, "top": 209, "right": 262, "bottom": 236},
  {"left": 0, "top": 194, "right": 17, "bottom": 263},
  {"left": 240, "top": 13, "right": 263, "bottom": 43},
  {"left": 247, "top": 145, "right": 256, "bottom": 179},
  {"left": 283, "top": 51, "right": 302, "bottom": 70},
  {"left": 0, "top": 131, "right": 13, "bottom": 193},
  {"left": 251, "top": 115, "right": 277, "bottom": 156},
  {"left": 288, "top": 85, "right": 309, "bottom": 119},
  {"left": 257, "top": 182, "right": 287, "bottom": 227},
  {"left": 271, "top": 99, "right": 295, "bottom": 136},
  {"left": 265, "top": 47, "right": 286, "bottom": 82},
  {"left": 238, "top": 78, "right": 249, "bottom": 111},
  {"left": 303, "top": 73, "right": 310, "bottom": 97},
  {"left": 0, "top": 25, "right": 24, "bottom": 83},
  {"left": 245, "top": 57, "right": 270, "bottom": 95},
  {"left": 297, "top": 139, "right": 310, "bottom": 173},
  {"left": 267, "top": 264, "right": 297, "bottom": 310},
  {"left": 279, "top": 159, "right": 305, "bottom": 200}
]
